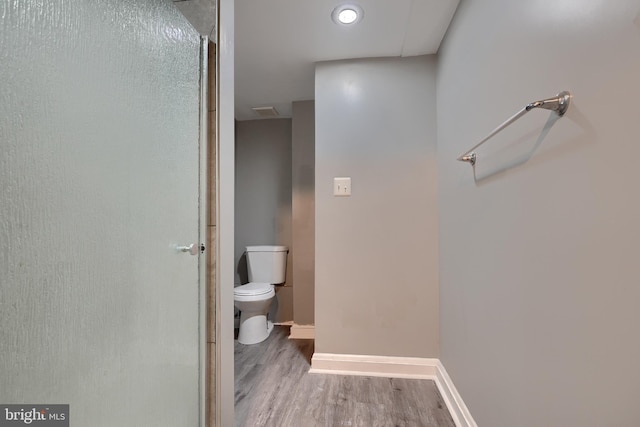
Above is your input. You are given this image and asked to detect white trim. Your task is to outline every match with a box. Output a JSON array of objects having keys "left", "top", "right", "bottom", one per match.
[
  {"left": 310, "top": 353, "right": 437, "bottom": 379},
  {"left": 309, "top": 354, "right": 477, "bottom": 427},
  {"left": 289, "top": 324, "right": 315, "bottom": 340},
  {"left": 198, "top": 36, "right": 209, "bottom": 427},
  {"left": 217, "top": 1, "right": 235, "bottom": 426},
  {"left": 274, "top": 320, "right": 294, "bottom": 326},
  {"left": 434, "top": 361, "right": 478, "bottom": 427}
]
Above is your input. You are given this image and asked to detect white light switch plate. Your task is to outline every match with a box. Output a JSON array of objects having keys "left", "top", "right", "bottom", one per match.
[{"left": 334, "top": 177, "right": 351, "bottom": 196}]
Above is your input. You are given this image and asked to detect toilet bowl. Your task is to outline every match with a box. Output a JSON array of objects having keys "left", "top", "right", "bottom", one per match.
[
  {"left": 234, "top": 245, "right": 288, "bottom": 345},
  {"left": 234, "top": 282, "right": 275, "bottom": 345}
]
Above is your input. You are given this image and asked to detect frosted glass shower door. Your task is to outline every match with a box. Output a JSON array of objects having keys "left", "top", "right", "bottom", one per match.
[{"left": 1, "top": 1, "right": 204, "bottom": 426}]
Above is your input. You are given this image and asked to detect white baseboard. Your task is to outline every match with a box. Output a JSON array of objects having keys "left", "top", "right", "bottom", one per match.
[
  {"left": 309, "top": 353, "right": 477, "bottom": 427},
  {"left": 434, "top": 360, "right": 477, "bottom": 427},
  {"left": 289, "top": 324, "right": 315, "bottom": 339},
  {"left": 273, "top": 320, "right": 294, "bottom": 326},
  {"left": 310, "top": 353, "right": 438, "bottom": 379}
]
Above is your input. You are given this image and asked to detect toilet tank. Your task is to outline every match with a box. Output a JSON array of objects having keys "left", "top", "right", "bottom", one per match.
[{"left": 245, "top": 245, "right": 288, "bottom": 284}]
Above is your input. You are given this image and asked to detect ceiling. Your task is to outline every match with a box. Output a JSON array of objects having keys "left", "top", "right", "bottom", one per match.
[
  {"left": 235, "top": 0, "right": 460, "bottom": 121},
  {"left": 172, "top": 0, "right": 461, "bottom": 121}
]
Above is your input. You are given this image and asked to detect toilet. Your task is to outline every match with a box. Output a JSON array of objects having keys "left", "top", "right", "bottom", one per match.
[{"left": 234, "top": 245, "right": 288, "bottom": 345}]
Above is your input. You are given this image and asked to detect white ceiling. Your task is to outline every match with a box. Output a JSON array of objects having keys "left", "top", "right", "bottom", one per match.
[{"left": 235, "top": 0, "right": 460, "bottom": 121}]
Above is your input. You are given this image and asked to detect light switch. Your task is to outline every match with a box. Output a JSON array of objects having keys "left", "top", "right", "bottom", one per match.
[{"left": 333, "top": 177, "right": 351, "bottom": 196}]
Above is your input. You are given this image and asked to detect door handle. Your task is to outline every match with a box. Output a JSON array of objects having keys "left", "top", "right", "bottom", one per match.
[{"left": 176, "top": 243, "right": 199, "bottom": 256}]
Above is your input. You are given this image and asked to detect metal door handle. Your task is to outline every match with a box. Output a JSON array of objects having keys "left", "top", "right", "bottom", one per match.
[{"left": 176, "top": 243, "right": 199, "bottom": 256}]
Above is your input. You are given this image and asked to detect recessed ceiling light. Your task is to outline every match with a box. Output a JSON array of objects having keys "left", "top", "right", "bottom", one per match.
[
  {"left": 338, "top": 9, "right": 358, "bottom": 24},
  {"left": 332, "top": 4, "right": 364, "bottom": 25}
]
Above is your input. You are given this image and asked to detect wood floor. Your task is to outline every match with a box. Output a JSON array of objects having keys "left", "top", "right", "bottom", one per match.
[{"left": 234, "top": 326, "right": 456, "bottom": 427}]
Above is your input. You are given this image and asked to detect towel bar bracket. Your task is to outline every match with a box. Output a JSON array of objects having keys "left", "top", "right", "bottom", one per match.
[
  {"left": 526, "top": 91, "right": 571, "bottom": 116},
  {"left": 460, "top": 152, "right": 476, "bottom": 166}
]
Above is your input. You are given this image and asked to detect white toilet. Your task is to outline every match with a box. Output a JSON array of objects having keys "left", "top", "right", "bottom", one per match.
[{"left": 234, "top": 245, "right": 288, "bottom": 345}]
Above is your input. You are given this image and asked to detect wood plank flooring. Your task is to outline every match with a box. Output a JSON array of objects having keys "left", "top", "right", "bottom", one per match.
[{"left": 235, "top": 326, "right": 456, "bottom": 427}]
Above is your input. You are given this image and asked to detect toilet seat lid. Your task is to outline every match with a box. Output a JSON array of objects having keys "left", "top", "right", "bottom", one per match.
[{"left": 234, "top": 282, "right": 273, "bottom": 296}]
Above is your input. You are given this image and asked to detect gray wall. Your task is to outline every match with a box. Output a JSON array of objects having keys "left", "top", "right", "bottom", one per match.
[
  {"left": 438, "top": 1, "right": 640, "bottom": 426},
  {"left": 315, "top": 56, "right": 439, "bottom": 357},
  {"left": 172, "top": 0, "right": 216, "bottom": 38},
  {"left": 292, "top": 101, "right": 316, "bottom": 326},
  {"left": 235, "top": 118, "right": 293, "bottom": 322}
]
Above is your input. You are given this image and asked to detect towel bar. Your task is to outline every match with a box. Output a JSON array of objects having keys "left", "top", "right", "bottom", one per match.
[{"left": 457, "top": 91, "right": 571, "bottom": 166}]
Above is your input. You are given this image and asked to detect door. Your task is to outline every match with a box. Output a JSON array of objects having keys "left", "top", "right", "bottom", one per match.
[{"left": 0, "top": 1, "right": 203, "bottom": 425}]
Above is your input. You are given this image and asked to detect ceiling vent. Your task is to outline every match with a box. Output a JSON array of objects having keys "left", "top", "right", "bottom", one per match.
[{"left": 251, "top": 106, "right": 279, "bottom": 118}]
